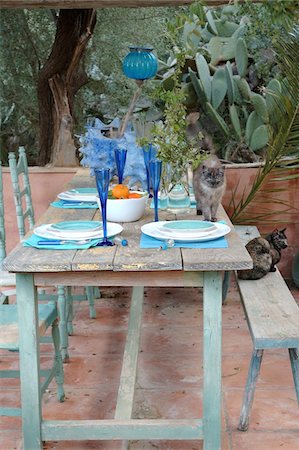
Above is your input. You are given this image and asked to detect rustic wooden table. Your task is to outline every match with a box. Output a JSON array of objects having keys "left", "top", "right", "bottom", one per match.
[{"left": 3, "top": 168, "right": 252, "bottom": 450}]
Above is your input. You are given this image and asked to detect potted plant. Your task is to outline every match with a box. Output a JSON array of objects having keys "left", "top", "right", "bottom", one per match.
[{"left": 139, "top": 51, "right": 205, "bottom": 212}]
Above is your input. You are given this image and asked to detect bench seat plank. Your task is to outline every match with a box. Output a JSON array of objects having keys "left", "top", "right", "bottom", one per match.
[{"left": 238, "top": 270, "right": 299, "bottom": 349}]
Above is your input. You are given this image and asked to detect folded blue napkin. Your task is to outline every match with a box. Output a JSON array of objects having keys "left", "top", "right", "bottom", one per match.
[
  {"left": 51, "top": 200, "right": 97, "bottom": 209},
  {"left": 140, "top": 232, "right": 228, "bottom": 249},
  {"left": 23, "top": 234, "right": 102, "bottom": 250}
]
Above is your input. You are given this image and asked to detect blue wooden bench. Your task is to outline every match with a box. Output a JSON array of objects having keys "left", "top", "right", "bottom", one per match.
[{"left": 235, "top": 225, "right": 299, "bottom": 431}]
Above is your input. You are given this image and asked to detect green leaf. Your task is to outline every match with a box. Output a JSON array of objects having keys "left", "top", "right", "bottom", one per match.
[
  {"left": 250, "top": 125, "right": 269, "bottom": 151},
  {"left": 245, "top": 111, "right": 264, "bottom": 144},
  {"left": 225, "top": 61, "right": 235, "bottom": 105},
  {"left": 188, "top": 68, "right": 207, "bottom": 107},
  {"left": 195, "top": 54, "right": 211, "bottom": 102},
  {"left": 229, "top": 104, "right": 242, "bottom": 138},
  {"left": 251, "top": 93, "right": 269, "bottom": 123},
  {"left": 206, "top": 102, "right": 229, "bottom": 136},
  {"left": 236, "top": 38, "right": 248, "bottom": 78},
  {"left": 206, "top": 10, "right": 218, "bottom": 35},
  {"left": 211, "top": 68, "right": 227, "bottom": 109}
]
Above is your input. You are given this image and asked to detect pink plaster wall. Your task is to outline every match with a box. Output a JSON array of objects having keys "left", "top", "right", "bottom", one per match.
[{"left": 2, "top": 168, "right": 76, "bottom": 254}]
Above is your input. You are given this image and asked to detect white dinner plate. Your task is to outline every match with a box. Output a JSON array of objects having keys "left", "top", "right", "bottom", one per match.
[
  {"left": 141, "top": 221, "right": 231, "bottom": 242},
  {"left": 34, "top": 223, "right": 123, "bottom": 241},
  {"left": 160, "top": 220, "right": 217, "bottom": 236},
  {"left": 58, "top": 190, "right": 97, "bottom": 202},
  {"left": 49, "top": 221, "right": 102, "bottom": 234}
]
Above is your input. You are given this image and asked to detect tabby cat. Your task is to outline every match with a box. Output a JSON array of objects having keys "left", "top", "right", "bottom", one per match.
[
  {"left": 265, "top": 228, "right": 288, "bottom": 272},
  {"left": 193, "top": 155, "right": 226, "bottom": 222},
  {"left": 238, "top": 229, "right": 288, "bottom": 280}
]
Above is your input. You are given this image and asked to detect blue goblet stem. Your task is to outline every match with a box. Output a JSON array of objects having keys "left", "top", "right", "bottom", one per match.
[
  {"left": 115, "top": 148, "right": 127, "bottom": 184},
  {"left": 94, "top": 168, "right": 114, "bottom": 247},
  {"left": 149, "top": 159, "right": 162, "bottom": 222},
  {"left": 153, "top": 189, "right": 159, "bottom": 222}
]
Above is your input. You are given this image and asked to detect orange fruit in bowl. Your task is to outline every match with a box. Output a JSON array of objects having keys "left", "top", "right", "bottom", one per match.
[
  {"left": 128, "top": 192, "right": 142, "bottom": 199},
  {"left": 111, "top": 184, "right": 130, "bottom": 199}
]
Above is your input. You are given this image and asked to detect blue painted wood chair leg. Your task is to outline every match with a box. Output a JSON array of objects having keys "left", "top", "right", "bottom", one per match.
[
  {"left": 238, "top": 349, "right": 263, "bottom": 432},
  {"left": 52, "top": 318, "right": 65, "bottom": 401},
  {"left": 57, "top": 285, "right": 69, "bottom": 363},
  {"left": 66, "top": 286, "right": 74, "bottom": 336},
  {"left": 86, "top": 286, "right": 96, "bottom": 318},
  {"left": 289, "top": 348, "right": 299, "bottom": 403},
  {"left": 203, "top": 271, "right": 222, "bottom": 450}
]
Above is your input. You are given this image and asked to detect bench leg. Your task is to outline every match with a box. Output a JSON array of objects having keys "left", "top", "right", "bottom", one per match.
[
  {"left": 222, "top": 271, "right": 231, "bottom": 305},
  {"left": 289, "top": 348, "right": 299, "bottom": 403},
  {"left": 238, "top": 349, "right": 263, "bottom": 431}
]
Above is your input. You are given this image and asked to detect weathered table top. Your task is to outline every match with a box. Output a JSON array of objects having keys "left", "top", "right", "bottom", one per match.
[{"left": 3, "top": 168, "right": 252, "bottom": 275}]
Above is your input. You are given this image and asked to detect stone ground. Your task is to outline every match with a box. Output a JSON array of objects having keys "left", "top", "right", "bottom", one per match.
[{"left": 1, "top": 278, "right": 299, "bottom": 450}]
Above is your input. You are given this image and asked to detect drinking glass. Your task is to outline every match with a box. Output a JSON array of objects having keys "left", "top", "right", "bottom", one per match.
[
  {"left": 143, "top": 144, "right": 157, "bottom": 197},
  {"left": 94, "top": 168, "right": 114, "bottom": 246},
  {"left": 114, "top": 148, "right": 127, "bottom": 184},
  {"left": 149, "top": 159, "right": 162, "bottom": 222}
]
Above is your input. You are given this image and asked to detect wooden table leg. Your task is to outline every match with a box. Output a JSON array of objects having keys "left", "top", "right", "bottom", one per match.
[
  {"left": 16, "top": 273, "right": 43, "bottom": 450},
  {"left": 203, "top": 271, "right": 222, "bottom": 450}
]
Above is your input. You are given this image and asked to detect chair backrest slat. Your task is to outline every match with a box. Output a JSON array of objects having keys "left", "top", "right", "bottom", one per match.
[
  {"left": 0, "top": 161, "right": 6, "bottom": 265},
  {"left": 8, "top": 147, "right": 35, "bottom": 239}
]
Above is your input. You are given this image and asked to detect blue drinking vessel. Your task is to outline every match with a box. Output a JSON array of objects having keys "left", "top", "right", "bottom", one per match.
[
  {"left": 114, "top": 148, "right": 127, "bottom": 184},
  {"left": 149, "top": 159, "right": 162, "bottom": 222},
  {"left": 143, "top": 144, "right": 157, "bottom": 197},
  {"left": 94, "top": 168, "right": 114, "bottom": 246}
]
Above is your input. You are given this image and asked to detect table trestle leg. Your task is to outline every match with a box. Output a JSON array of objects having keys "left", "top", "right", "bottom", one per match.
[
  {"left": 115, "top": 286, "right": 144, "bottom": 450},
  {"left": 203, "top": 271, "right": 222, "bottom": 450}
]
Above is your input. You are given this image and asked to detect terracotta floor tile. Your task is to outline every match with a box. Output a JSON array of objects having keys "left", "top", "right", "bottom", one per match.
[
  {"left": 61, "top": 354, "right": 123, "bottom": 388},
  {"left": 224, "top": 388, "right": 299, "bottom": 432},
  {"left": 231, "top": 431, "right": 299, "bottom": 450},
  {"left": 0, "top": 430, "right": 21, "bottom": 450},
  {"left": 43, "top": 388, "right": 118, "bottom": 420},
  {"left": 137, "top": 354, "right": 203, "bottom": 389},
  {"left": 140, "top": 326, "right": 202, "bottom": 356}
]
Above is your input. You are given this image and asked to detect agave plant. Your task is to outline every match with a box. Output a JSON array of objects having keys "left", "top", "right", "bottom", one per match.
[{"left": 229, "top": 26, "right": 299, "bottom": 223}]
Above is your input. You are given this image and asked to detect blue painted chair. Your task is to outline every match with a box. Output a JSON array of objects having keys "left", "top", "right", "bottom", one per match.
[
  {"left": 0, "top": 161, "right": 16, "bottom": 304},
  {"left": 0, "top": 302, "right": 65, "bottom": 417},
  {"left": 8, "top": 148, "right": 98, "bottom": 357}
]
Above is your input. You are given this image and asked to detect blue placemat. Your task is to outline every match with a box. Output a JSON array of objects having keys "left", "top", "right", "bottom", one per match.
[
  {"left": 51, "top": 200, "right": 97, "bottom": 209},
  {"left": 23, "top": 234, "right": 102, "bottom": 250},
  {"left": 140, "top": 233, "right": 228, "bottom": 249}
]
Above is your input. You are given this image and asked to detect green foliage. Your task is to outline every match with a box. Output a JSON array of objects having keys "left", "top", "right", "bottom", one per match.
[
  {"left": 140, "top": 54, "right": 204, "bottom": 188},
  {"left": 0, "top": 9, "right": 55, "bottom": 163},
  {"left": 229, "top": 26, "right": 299, "bottom": 223}
]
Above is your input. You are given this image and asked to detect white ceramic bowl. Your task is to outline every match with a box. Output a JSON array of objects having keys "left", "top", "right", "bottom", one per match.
[{"left": 97, "top": 191, "right": 148, "bottom": 223}]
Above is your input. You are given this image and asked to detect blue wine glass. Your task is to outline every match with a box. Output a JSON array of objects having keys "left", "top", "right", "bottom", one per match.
[
  {"left": 143, "top": 144, "right": 157, "bottom": 198},
  {"left": 94, "top": 168, "right": 114, "bottom": 246},
  {"left": 149, "top": 159, "right": 162, "bottom": 222},
  {"left": 114, "top": 148, "right": 127, "bottom": 184}
]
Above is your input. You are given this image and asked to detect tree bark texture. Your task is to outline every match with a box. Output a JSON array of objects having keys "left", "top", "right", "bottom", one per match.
[{"left": 37, "top": 9, "right": 96, "bottom": 166}]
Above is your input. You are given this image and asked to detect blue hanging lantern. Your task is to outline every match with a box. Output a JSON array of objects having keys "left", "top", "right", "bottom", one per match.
[{"left": 122, "top": 46, "right": 158, "bottom": 81}]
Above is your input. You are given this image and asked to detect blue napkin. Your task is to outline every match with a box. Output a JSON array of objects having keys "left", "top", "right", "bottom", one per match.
[
  {"left": 51, "top": 200, "right": 97, "bottom": 209},
  {"left": 23, "top": 234, "right": 102, "bottom": 250},
  {"left": 140, "top": 232, "right": 228, "bottom": 249}
]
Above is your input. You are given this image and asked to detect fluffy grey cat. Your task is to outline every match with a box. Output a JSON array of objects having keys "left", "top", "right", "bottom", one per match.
[{"left": 193, "top": 155, "right": 226, "bottom": 221}]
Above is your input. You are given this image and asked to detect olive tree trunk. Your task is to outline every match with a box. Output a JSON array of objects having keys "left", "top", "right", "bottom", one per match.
[{"left": 37, "top": 9, "right": 96, "bottom": 166}]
